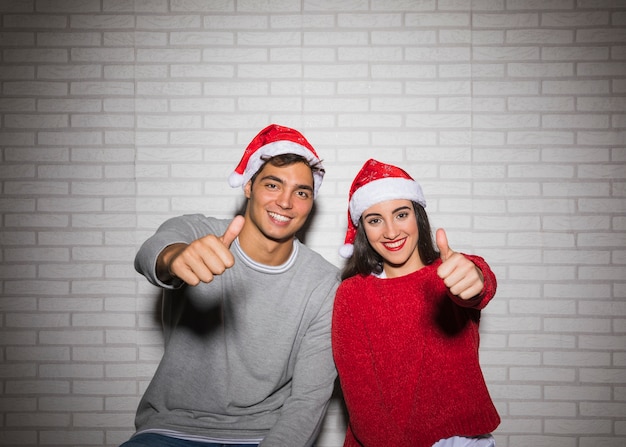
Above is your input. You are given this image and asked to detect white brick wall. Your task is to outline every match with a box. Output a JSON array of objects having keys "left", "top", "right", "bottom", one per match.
[{"left": 1, "top": 1, "right": 624, "bottom": 446}]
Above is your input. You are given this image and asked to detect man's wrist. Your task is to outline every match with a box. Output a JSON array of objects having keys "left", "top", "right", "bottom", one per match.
[{"left": 156, "top": 243, "right": 186, "bottom": 284}]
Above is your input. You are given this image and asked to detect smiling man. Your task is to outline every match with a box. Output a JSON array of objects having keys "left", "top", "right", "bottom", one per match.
[{"left": 123, "top": 125, "right": 340, "bottom": 447}]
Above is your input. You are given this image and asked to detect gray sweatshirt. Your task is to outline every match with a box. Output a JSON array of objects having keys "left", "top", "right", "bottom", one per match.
[{"left": 133, "top": 214, "right": 340, "bottom": 447}]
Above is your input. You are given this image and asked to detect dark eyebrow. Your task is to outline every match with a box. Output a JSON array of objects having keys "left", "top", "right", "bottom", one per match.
[
  {"left": 259, "top": 175, "right": 313, "bottom": 192},
  {"left": 260, "top": 174, "right": 283, "bottom": 184},
  {"left": 363, "top": 205, "right": 411, "bottom": 220},
  {"left": 393, "top": 206, "right": 412, "bottom": 213},
  {"left": 362, "top": 212, "right": 381, "bottom": 220}
]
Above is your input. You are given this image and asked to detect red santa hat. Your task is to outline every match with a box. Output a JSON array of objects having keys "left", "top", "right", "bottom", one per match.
[
  {"left": 228, "top": 124, "right": 324, "bottom": 198},
  {"left": 339, "top": 159, "right": 426, "bottom": 258}
]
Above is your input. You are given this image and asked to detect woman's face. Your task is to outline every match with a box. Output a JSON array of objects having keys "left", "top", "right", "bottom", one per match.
[{"left": 361, "top": 199, "right": 424, "bottom": 278}]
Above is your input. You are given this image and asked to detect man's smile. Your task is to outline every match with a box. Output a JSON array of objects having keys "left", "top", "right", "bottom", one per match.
[{"left": 268, "top": 211, "right": 292, "bottom": 223}]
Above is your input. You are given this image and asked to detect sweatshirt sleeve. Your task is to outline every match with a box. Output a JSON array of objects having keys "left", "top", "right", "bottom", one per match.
[{"left": 332, "top": 282, "right": 412, "bottom": 447}]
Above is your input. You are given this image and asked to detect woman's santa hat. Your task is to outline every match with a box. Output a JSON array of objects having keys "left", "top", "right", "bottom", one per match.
[
  {"left": 339, "top": 159, "right": 426, "bottom": 258},
  {"left": 228, "top": 124, "right": 325, "bottom": 198}
]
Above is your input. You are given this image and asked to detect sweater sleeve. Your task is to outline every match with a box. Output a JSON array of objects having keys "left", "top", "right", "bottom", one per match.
[
  {"left": 332, "top": 282, "right": 412, "bottom": 447},
  {"left": 447, "top": 254, "right": 497, "bottom": 310},
  {"left": 134, "top": 214, "right": 226, "bottom": 289}
]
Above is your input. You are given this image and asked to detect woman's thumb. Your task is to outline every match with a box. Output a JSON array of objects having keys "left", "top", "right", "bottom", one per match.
[{"left": 436, "top": 228, "right": 453, "bottom": 262}]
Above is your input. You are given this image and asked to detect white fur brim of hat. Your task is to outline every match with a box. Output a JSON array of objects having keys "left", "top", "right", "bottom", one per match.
[
  {"left": 349, "top": 176, "right": 426, "bottom": 225},
  {"left": 228, "top": 140, "right": 324, "bottom": 198}
]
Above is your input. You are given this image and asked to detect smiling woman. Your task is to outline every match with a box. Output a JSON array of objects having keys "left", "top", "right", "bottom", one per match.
[{"left": 332, "top": 159, "right": 499, "bottom": 447}]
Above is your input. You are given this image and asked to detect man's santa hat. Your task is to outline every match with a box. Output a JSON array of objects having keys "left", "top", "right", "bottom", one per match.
[
  {"left": 339, "top": 159, "right": 426, "bottom": 258},
  {"left": 228, "top": 124, "right": 325, "bottom": 198}
]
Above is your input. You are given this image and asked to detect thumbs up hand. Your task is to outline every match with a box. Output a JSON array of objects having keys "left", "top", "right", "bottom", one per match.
[
  {"left": 436, "top": 228, "right": 484, "bottom": 300},
  {"left": 157, "top": 216, "right": 245, "bottom": 286},
  {"left": 219, "top": 215, "right": 245, "bottom": 248}
]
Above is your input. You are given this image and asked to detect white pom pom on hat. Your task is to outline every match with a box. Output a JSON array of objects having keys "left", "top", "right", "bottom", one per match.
[
  {"left": 228, "top": 124, "right": 324, "bottom": 198},
  {"left": 339, "top": 159, "right": 426, "bottom": 258}
]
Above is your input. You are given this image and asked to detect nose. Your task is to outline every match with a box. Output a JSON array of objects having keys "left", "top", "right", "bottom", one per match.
[
  {"left": 276, "top": 190, "right": 293, "bottom": 209},
  {"left": 383, "top": 221, "right": 399, "bottom": 240}
]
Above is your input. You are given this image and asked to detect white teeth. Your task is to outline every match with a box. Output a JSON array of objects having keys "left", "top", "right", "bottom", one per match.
[
  {"left": 385, "top": 240, "right": 403, "bottom": 248},
  {"left": 269, "top": 212, "right": 290, "bottom": 222}
]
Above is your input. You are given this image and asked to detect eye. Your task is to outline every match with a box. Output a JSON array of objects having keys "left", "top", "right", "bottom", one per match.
[
  {"left": 296, "top": 190, "right": 311, "bottom": 199},
  {"left": 366, "top": 217, "right": 382, "bottom": 225}
]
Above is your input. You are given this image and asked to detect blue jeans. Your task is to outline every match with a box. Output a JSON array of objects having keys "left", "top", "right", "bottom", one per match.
[{"left": 119, "top": 433, "right": 259, "bottom": 447}]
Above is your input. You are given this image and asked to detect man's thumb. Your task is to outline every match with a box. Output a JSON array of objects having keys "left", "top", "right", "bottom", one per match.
[
  {"left": 436, "top": 228, "right": 453, "bottom": 262},
  {"left": 221, "top": 215, "right": 245, "bottom": 248}
]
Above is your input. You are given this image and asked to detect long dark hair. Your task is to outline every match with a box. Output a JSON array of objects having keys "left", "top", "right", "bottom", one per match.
[{"left": 340, "top": 202, "right": 439, "bottom": 280}]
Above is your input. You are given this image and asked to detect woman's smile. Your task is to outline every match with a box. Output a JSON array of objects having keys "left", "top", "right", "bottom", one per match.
[{"left": 382, "top": 238, "right": 406, "bottom": 251}]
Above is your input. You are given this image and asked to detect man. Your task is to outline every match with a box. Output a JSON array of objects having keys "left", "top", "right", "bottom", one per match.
[{"left": 122, "top": 124, "right": 340, "bottom": 447}]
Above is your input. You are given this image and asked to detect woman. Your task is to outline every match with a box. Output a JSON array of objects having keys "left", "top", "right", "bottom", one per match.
[{"left": 332, "top": 159, "right": 500, "bottom": 447}]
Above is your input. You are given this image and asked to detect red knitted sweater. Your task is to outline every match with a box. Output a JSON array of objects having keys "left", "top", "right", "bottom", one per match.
[{"left": 332, "top": 255, "right": 500, "bottom": 447}]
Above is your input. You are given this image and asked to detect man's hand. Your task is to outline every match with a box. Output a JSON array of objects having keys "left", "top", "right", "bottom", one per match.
[
  {"left": 436, "top": 228, "right": 484, "bottom": 300},
  {"left": 157, "top": 215, "right": 245, "bottom": 286}
]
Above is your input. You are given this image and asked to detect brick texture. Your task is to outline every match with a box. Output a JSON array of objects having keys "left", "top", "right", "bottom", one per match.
[{"left": 1, "top": 1, "right": 625, "bottom": 446}]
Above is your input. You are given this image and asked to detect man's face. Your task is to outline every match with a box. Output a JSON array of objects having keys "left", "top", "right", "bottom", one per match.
[{"left": 244, "top": 161, "right": 315, "bottom": 243}]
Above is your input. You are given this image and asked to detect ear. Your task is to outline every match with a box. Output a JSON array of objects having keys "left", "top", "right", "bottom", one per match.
[{"left": 244, "top": 180, "right": 252, "bottom": 199}]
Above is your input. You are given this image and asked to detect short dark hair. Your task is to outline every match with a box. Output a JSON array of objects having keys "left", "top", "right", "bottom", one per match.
[
  {"left": 340, "top": 202, "right": 439, "bottom": 280},
  {"left": 249, "top": 153, "right": 324, "bottom": 186}
]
